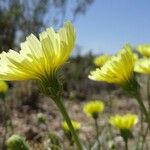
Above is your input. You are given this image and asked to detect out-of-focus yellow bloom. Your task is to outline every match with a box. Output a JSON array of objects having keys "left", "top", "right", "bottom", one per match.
[
  {"left": 62, "top": 120, "right": 81, "bottom": 131},
  {"left": 134, "top": 58, "right": 150, "bottom": 74},
  {"left": 133, "top": 53, "right": 139, "bottom": 61},
  {"left": 109, "top": 114, "right": 138, "bottom": 130},
  {"left": 94, "top": 54, "right": 111, "bottom": 67},
  {"left": 89, "top": 44, "right": 135, "bottom": 85},
  {"left": 83, "top": 101, "right": 104, "bottom": 118},
  {"left": 0, "top": 22, "right": 75, "bottom": 81},
  {"left": 0, "top": 81, "right": 8, "bottom": 93},
  {"left": 137, "top": 44, "right": 150, "bottom": 57}
]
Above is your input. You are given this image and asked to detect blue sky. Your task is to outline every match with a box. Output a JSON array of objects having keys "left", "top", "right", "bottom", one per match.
[{"left": 70, "top": 0, "right": 150, "bottom": 55}]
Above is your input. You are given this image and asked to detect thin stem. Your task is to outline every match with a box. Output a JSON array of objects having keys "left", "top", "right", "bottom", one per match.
[
  {"left": 54, "top": 96, "right": 83, "bottom": 150},
  {"left": 134, "top": 92, "right": 150, "bottom": 129},
  {"left": 40, "top": 74, "right": 82, "bottom": 150},
  {"left": 2, "top": 97, "right": 8, "bottom": 150},
  {"left": 147, "top": 75, "right": 150, "bottom": 112},
  {"left": 123, "top": 76, "right": 150, "bottom": 128},
  {"left": 124, "top": 139, "right": 128, "bottom": 150},
  {"left": 94, "top": 118, "right": 100, "bottom": 150},
  {"left": 140, "top": 110, "right": 144, "bottom": 136},
  {"left": 141, "top": 125, "right": 149, "bottom": 150},
  {"left": 108, "top": 95, "right": 113, "bottom": 115}
]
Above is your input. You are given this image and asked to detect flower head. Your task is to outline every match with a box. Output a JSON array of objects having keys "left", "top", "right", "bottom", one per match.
[
  {"left": 0, "top": 22, "right": 75, "bottom": 81},
  {"left": 6, "top": 134, "right": 30, "bottom": 150},
  {"left": 62, "top": 120, "right": 81, "bottom": 132},
  {"left": 94, "top": 54, "right": 111, "bottom": 67},
  {"left": 0, "top": 81, "right": 8, "bottom": 93},
  {"left": 89, "top": 44, "right": 135, "bottom": 85},
  {"left": 83, "top": 100, "right": 104, "bottom": 118},
  {"left": 134, "top": 58, "right": 150, "bottom": 74},
  {"left": 137, "top": 44, "right": 150, "bottom": 57},
  {"left": 109, "top": 114, "right": 138, "bottom": 130}
]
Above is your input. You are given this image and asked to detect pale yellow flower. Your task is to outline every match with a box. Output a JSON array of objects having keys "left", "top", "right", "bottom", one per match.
[
  {"left": 83, "top": 101, "right": 104, "bottom": 118},
  {"left": 89, "top": 44, "right": 135, "bottom": 85},
  {"left": 0, "top": 22, "right": 75, "bottom": 81},
  {"left": 0, "top": 81, "right": 8, "bottom": 93},
  {"left": 134, "top": 58, "right": 150, "bottom": 74},
  {"left": 109, "top": 114, "right": 138, "bottom": 130},
  {"left": 62, "top": 120, "right": 81, "bottom": 131},
  {"left": 137, "top": 44, "right": 150, "bottom": 57},
  {"left": 94, "top": 54, "right": 111, "bottom": 67},
  {"left": 133, "top": 53, "right": 139, "bottom": 61}
]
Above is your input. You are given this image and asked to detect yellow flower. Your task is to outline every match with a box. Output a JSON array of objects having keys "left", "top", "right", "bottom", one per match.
[
  {"left": 0, "top": 22, "right": 75, "bottom": 81},
  {"left": 133, "top": 53, "right": 139, "bottom": 61},
  {"left": 0, "top": 81, "right": 8, "bottom": 93},
  {"left": 83, "top": 101, "right": 104, "bottom": 118},
  {"left": 134, "top": 58, "right": 150, "bottom": 74},
  {"left": 109, "top": 114, "right": 138, "bottom": 130},
  {"left": 62, "top": 120, "right": 81, "bottom": 131},
  {"left": 94, "top": 54, "right": 111, "bottom": 67},
  {"left": 137, "top": 44, "right": 150, "bottom": 57},
  {"left": 89, "top": 44, "right": 135, "bottom": 85}
]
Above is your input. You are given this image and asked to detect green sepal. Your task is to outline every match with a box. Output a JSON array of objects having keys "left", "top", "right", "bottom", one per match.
[
  {"left": 39, "top": 71, "right": 62, "bottom": 100},
  {"left": 120, "top": 129, "right": 133, "bottom": 142},
  {"left": 122, "top": 73, "right": 140, "bottom": 97},
  {"left": 48, "top": 133, "right": 60, "bottom": 147},
  {"left": 92, "top": 112, "right": 99, "bottom": 120},
  {"left": 0, "top": 92, "right": 5, "bottom": 100}
]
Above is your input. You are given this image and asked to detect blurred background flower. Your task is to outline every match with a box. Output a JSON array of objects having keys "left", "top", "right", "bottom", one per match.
[
  {"left": 137, "top": 44, "right": 150, "bottom": 57},
  {"left": 89, "top": 44, "right": 135, "bottom": 85},
  {"left": 109, "top": 113, "right": 138, "bottom": 130},
  {"left": 134, "top": 58, "right": 150, "bottom": 74},
  {"left": 83, "top": 100, "right": 104, "bottom": 119},
  {"left": 0, "top": 81, "right": 8, "bottom": 94},
  {"left": 62, "top": 120, "right": 81, "bottom": 132},
  {"left": 94, "top": 54, "right": 111, "bottom": 67}
]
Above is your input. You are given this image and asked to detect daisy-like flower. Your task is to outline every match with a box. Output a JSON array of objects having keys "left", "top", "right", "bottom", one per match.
[
  {"left": 94, "top": 54, "right": 111, "bottom": 67},
  {"left": 137, "top": 44, "right": 150, "bottom": 57},
  {"left": 89, "top": 44, "right": 135, "bottom": 85},
  {"left": 0, "top": 22, "right": 82, "bottom": 149},
  {"left": 134, "top": 58, "right": 150, "bottom": 74},
  {"left": 83, "top": 100, "right": 104, "bottom": 119},
  {"left": 109, "top": 114, "right": 138, "bottom": 130},
  {"left": 62, "top": 120, "right": 81, "bottom": 132},
  {"left": 0, "top": 21, "right": 75, "bottom": 81},
  {"left": 0, "top": 81, "right": 8, "bottom": 94}
]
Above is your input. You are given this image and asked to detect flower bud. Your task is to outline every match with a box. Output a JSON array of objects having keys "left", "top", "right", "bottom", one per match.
[
  {"left": 6, "top": 134, "right": 30, "bottom": 150},
  {"left": 37, "top": 113, "right": 47, "bottom": 124}
]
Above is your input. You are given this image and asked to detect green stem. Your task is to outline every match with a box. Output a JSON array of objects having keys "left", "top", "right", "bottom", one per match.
[
  {"left": 54, "top": 96, "right": 83, "bottom": 150},
  {"left": 2, "top": 97, "right": 8, "bottom": 150},
  {"left": 147, "top": 75, "right": 150, "bottom": 112},
  {"left": 141, "top": 125, "right": 149, "bottom": 150},
  {"left": 123, "top": 76, "right": 150, "bottom": 128},
  {"left": 94, "top": 118, "right": 100, "bottom": 149},
  {"left": 39, "top": 74, "right": 82, "bottom": 150},
  {"left": 109, "top": 95, "right": 113, "bottom": 115},
  {"left": 124, "top": 139, "right": 128, "bottom": 150},
  {"left": 134, "top": 92, "right": 150, "bottom": 129},
  {"left": 140, "top": 110, "right": 144, "bottom": 136}
]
